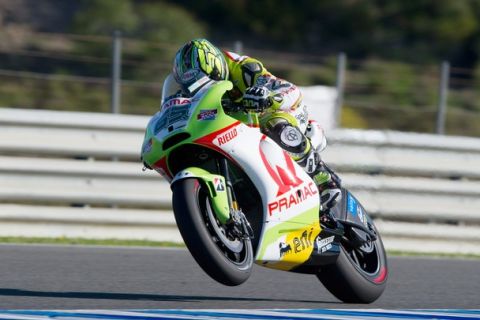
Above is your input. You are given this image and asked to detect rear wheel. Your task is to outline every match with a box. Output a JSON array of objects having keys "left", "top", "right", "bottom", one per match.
[
  {"left": 317, "top": 219, "right": 388, "bottom": 303},
  {"left": 172, "top": 178, "right": 253, "bottom": 286}
]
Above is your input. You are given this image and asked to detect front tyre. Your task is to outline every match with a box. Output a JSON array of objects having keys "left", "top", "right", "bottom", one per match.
[
  {"left": 317, "top": 221, "right": 388, "bottom": 303},
  {"left": 172, "top": 178, "right": 253, "bottom": 286}
]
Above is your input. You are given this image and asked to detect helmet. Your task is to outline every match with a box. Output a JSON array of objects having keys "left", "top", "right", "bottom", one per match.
[{"left": 173, "top": 39, "right": 229, "bottom": 92}]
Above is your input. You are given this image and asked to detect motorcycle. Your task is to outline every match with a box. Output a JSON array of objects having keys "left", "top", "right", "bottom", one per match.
[{"left": 141, "top": 74, "right": 388, "bottom": 303}]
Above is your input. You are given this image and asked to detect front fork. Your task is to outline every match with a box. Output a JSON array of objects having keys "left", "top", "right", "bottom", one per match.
[
  {"left": 218, "top": 157, "right": 254, "bottom": 239},
  {"left": 218, "top": 157, "right": 238, "bottom": 211}
]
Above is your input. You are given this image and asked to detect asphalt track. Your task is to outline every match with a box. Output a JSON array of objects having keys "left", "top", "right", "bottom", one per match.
[{"left": 0, "top": 244, "right": 479, "bottom": 310}]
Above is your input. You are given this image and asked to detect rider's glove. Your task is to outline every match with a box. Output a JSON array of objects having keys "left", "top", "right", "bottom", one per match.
[{"left": 242, "top": 86, "right": 275, "bottom": 112}]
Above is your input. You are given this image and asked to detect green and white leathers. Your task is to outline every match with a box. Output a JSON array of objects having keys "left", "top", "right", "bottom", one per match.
[
  {"left": 223, "top": 51, "right": 315, "bottom": 160},
  {"left": 172, "top": 39, "right": 319, "bottom": 164}
]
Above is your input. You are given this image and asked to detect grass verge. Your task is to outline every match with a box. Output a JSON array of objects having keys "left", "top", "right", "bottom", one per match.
[
  {"left": 0, "top": 237, "right": 479, "bottom": 259},
  {"left": 0, "top": 237, "right": 185, "bottom": 248},
  {"left": 387, "top": 250, "right": 480, "bottom": 260}
]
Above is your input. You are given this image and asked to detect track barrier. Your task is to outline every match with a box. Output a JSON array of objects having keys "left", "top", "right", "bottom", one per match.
[{"left": 1, "top": 107, "right": 479, "bottom": 254}]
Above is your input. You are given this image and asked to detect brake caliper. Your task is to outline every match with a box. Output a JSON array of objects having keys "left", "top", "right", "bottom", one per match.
[{"left": 227, "top": 209, "right": 254, "bottom": 240}]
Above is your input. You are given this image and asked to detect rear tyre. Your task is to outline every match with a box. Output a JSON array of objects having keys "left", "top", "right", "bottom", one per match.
[
  {"left": 317, "top": 221, "right": 388, "bottom": 303},
  {"left": 172, "top": 178, "right": 253, "bottom": 286}
]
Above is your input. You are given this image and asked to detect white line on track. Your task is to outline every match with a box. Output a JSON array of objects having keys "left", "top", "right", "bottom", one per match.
[{"left": 0, "top": 309, "right": 479, "bottom": 320}]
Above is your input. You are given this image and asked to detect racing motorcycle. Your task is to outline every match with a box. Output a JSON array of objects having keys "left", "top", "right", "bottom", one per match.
[{"left": 141, "top": 74, "right": 388, "bottom": 303}]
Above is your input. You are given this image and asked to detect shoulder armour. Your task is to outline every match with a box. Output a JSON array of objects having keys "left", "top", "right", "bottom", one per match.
[{"left": 241, "top": 62, "right": 263, "bottom": 87}]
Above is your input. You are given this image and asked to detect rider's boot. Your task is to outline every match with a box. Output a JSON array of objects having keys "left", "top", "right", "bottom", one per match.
[
  {"left": 311, "top": 165, "right": 342, "bottom": 214},
  {"left": 297, "top": 149, "right": 342, "bottom": 214}
]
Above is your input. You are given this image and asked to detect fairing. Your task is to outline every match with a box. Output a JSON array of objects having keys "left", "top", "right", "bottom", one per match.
[{"left": 141, "top": 80, "right": 322, "bottom": 271}]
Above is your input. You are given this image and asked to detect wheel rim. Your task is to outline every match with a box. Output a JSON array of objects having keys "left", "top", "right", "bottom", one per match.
[
  {"left": 196, "top": 184, "right": 251, "bottom": 267},
  {"left": 205, "top": 198, "right": 244, "bottom": 253},
  {"left": 342, "top": 228, "right": 381, "bottom": 276}
]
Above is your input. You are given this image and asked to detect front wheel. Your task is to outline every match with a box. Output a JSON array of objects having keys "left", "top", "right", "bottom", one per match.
[
  {"left": 172, "top": 178, "right": 253, "bottom": 286},
  {"left": 317, "top": 219, "right": 388, "bottom": 303}
]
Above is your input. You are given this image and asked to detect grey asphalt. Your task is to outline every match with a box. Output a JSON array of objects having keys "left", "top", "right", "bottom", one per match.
[{"left": 0, "top": 244, "right": 479, "bottom": 309}]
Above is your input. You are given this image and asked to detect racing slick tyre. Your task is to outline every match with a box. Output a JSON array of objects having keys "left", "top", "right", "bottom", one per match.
[
  {"left": 316, "top": 220, "right": 388, "bottom": 303},
  {"left": 172, "top": 178, "right": 253, "bottom": 286}
]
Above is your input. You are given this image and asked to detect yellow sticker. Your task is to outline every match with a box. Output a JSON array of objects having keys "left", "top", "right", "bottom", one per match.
[{"left": 267, "top": 222, "right": 320, "bottom": 271}]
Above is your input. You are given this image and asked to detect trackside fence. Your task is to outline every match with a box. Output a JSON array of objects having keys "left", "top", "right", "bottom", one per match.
[{"left": 1, "top": 107, "right": 479, "bottom": 255}]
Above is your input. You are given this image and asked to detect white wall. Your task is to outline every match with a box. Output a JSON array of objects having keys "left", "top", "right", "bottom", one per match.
[{"left": 300, "top": 85, "right": 337, "bottom": 131}]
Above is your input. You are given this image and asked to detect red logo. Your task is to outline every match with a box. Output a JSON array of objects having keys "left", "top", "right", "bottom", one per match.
[
  {"left": 259, "top": 136, "right": 303, "bottom": 197},
  {"left": 216, "top": 128, "right": 238, "bottom": 146},
  {"left": 161, "top": 97, "right": 191, "bottom": 110},
  {"left": 268, "top": 182, "right": 318, "bottom": 216}
]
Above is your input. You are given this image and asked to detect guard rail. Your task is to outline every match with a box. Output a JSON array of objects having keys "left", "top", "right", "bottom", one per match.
[{"left": 1, "top": 107, "right": 479, "bottom": 254}]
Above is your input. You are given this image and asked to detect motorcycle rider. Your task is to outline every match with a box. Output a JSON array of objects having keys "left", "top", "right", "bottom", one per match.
[{"left": 172, "top": 39, "right": 341, "bottom": 213}]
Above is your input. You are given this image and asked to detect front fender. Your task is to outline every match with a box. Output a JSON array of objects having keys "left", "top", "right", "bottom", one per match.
[{"left": 171, "top": 167, "right": 230, "bottom": 224}]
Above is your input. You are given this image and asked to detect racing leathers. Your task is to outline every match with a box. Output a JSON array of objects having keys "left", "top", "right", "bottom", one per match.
[{"left": 223, "top": 51, "right": 341, "bottom": 213}]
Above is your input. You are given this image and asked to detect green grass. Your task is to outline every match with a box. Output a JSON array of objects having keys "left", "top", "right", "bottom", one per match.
[
  {"left": 387, "top": 250, "right": 480, "bottom": 260},
  {"left": 0, "top": 236, "right": 185, "bottom": 248},
  {"left": 0, "top": 237, "right": 479, "bottom": 259}
]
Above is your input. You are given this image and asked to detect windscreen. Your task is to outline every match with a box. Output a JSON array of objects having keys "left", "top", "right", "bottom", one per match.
[
  {"left": 161, "top": 73, "right": 215, "bottom": 109},
  {"left": 160, "top": 74, "right": 183, "bottom": 107}
]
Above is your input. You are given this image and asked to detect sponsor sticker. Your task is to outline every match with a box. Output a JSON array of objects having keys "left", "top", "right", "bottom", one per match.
[
  {"left": 268, "top": 182, "right": 318, "bottom": 216},
  {"left": 278, "top": 227, "right": 315, "bottom": 258},
  {"left": 197, "top": 109, "right": 217, "bottom": 120},
  {"left": 214, "top": 177, "right": 225, "bottom": 192},
  {"left": 316, "top": 235, "right": 335, "bottom": 253},
  {"left": 347, "top": 193, "right": 357, "bottom": 216},
  {"left": 155, "top": 101, "right": 191, "bottom": 134},
  {"left": 161, "top": 97, "right": 191, "bottom": 110},
  {"left": 180, "top": 69, "right": 199, "bottom": 83},
  {"left": 215, "top": 127, "right": 238, "bottom": 146},
  {"left": 279, "top": 242, "right": 292, "bottom": 257}
]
